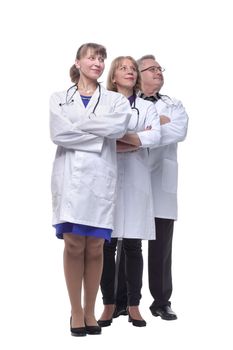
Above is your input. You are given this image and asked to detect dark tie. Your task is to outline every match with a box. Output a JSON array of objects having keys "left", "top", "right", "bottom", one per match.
[
  {"left": 139, "top": 92, "right": 161, "bottom": 102},
  {"left": 144, "top": 96, "right": 157, "bottom": 102}
]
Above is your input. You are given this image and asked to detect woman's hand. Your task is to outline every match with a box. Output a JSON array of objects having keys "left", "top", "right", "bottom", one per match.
[{"left": 117, "top": 141, "right": 139, "bottom": 153}]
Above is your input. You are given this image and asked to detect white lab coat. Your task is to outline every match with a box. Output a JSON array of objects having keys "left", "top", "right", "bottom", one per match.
[
  {"left": 50, "top": 85, "right": 131, "bottom": 229},
  {"left": 112, "top": 97, "right": 161, "bottom": 240},
  {"left": 149, "top": 95, "right": 188, "bottom": 220}
]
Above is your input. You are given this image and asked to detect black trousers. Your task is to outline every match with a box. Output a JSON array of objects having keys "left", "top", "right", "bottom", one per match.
[
  {"left": 148, "top": 218, "right": 174, "bottom": 310},
  {"left": 100, "top": 238, "right": 143, "bottom": 306},
  {"left": 111, "top": 218, "right": 175, "bottom": 310}
]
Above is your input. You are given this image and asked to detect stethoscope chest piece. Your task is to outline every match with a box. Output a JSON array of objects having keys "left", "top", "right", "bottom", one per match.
[{"left": 88, "top": 112, "right": 97, "bottom": 119}]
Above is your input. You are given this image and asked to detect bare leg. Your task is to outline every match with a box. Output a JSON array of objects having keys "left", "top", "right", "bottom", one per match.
[
  {"left": 63, "top": 234, "right": 86, "bottom": 328},
  {"left": 83, "top": 236, "right": 104, "bottom": 326}
]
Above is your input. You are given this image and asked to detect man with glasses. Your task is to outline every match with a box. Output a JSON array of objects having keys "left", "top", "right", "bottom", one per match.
[{"left": 137, "top": 54, "right": 188, "bottom": 320}]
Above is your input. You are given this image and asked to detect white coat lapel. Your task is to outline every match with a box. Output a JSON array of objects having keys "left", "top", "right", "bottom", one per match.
[{"left": 83, "top": 86, "right": 100, "bottom": 116}]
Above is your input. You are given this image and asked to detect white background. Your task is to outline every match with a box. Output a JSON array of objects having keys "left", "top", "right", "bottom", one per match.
[{"left": 0, "top": 0, "right": 233, "bottom": 349}]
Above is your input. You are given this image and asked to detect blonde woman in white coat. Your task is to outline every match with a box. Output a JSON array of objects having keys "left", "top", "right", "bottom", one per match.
[
  {"left": 50, "top": 44, "right": 131, "bottom": 336},
  {"left": 98, "top": 56, "right": 161, "bottom": 327}
]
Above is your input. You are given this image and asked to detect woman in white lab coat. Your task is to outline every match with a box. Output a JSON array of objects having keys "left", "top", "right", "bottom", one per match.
[
  {"left": 50, "top": 43, "right": 131, "bottom": 336},
  {"left": 98, "top": 56, "right": 161, "bottom": 327}
]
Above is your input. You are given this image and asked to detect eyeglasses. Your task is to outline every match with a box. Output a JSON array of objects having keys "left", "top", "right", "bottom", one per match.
[{"left": 140, "top": 65, "right": 165, "bottom": 73}]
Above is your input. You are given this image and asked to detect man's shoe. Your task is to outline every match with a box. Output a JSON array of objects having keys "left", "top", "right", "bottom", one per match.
[
  {"left": 113, "top": 305, "right": 128, "bottom": 318},
  {"left": 150, "top": 305, "right": 177, "bottom": 321}
]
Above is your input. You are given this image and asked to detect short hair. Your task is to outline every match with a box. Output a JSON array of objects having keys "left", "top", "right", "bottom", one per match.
[
  {"left": 137, "top": 54, "right": 156, "bottom": 68},
  {"left": 70, "top": 43, "right": 107, "bottom": 83},
  {"left": 107, "top": 56, "right": 141, "bottom": 93}
]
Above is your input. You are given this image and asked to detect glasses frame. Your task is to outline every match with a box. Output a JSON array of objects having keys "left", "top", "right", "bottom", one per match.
[{"left": 140, "top": 65, "right": 165, "bottom": 73}]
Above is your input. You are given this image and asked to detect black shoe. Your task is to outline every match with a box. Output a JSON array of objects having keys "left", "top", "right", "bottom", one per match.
[
  {"left": 70, "top": 317, "right": 87, "bottom": 337},
  {"left": 150, "top": 305, "right": 177, "bottom": 321},
  {"left": 85, "top": 323, "right": 102, "bottom": 335},
  {"left": 128, "top": 309, "right": 146, "bottom": 327},
  {"left": 97, "top": 305, "right": 128, "bottom": 326},
  {"left": 113, "top": 305, "right": 128, "bottom": 318},
  {"left": 97, "top": 318, "right": 113, "bottom": 327}
]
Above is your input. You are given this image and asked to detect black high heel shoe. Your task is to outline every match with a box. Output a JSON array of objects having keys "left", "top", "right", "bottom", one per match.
[
  {"left": 70, "top": 317, "right": 87, "bottom": 337},
  {"left": 97, "top": 307, "right": 115, "bottom": 327},
  {"left": 97, "top": 318, "right": 112, "bottom": 327},
  {"left": 127, "top": 309, "right": 147, "bottom": 327},
  {"left": 113, "top": 305, "right": 128, "bottom": 318},
  {"left": 85, "top": 322, "right": 102, "bottom": 335}
]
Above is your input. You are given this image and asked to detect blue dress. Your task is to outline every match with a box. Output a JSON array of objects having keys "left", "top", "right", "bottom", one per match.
[{"left": 54, "top": 222, "right": 112, "bottom": 241}]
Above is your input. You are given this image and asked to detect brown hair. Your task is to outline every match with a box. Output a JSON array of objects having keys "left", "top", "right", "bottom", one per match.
[
  {"left": 106, "top": 56, "right": 141, "bottom": 94},
  {"left": 70, "top": 43, "right": 107, "bottom": 83}
]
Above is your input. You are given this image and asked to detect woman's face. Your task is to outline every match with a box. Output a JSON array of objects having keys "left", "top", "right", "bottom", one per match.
[
  {"left": 113, "top": 58, "right": 138, "bottom": 91},
  {"left": 75, "top": 48, "right": 105, "bottom": 80}
]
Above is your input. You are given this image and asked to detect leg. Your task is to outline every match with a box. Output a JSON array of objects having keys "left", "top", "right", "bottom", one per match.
[
  {"left": 115, "top": 240, "right": 127, "bottom": 312},
  {"left": 100, "top": 238, "right": 118, "bottom": 304},
  {"left": 63, "top": 233, "right": 86, "bottom": 328},
  {"left": 98, "top": 238, "right": 118, "bottom": 322},
  {"left": 123, "top": 238, "right": 145, "bottom": 322},
  {"left": 83, "top": 236, "right": 104, "bottom": 326},
  {"left": 148, "top": 218, "right": 174, "bottom": 309}
]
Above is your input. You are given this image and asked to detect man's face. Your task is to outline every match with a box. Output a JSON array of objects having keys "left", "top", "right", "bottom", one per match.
[{"left": 140, "top": 59, "right": 164, "bottom": 92}]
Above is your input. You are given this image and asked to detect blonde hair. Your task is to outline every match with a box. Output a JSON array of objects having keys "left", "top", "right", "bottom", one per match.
[{"left": 107, "top": 56, "right": 141, "bottom": 93}]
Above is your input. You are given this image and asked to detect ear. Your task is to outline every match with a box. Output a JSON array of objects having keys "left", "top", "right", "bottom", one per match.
[{"left": 75, "top": 59, "right": 80, "bottom": 69}]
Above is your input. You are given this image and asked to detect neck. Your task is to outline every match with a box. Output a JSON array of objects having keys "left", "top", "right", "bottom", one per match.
[
  {"left": 117, "top": 87, "right": 134, "bottom": 98},
  {"left": 142, "top": 86, "right": 158, "bottom": 96},
  {"left": 78, "top": 78, "right": 98, "bottom": 94},
  {"left": 141, "top": 80, "right": 162, "bottom": 96}
]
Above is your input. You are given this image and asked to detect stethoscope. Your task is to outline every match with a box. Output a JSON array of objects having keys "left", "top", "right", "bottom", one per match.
[
  {"left": 130, "top": 95, "right": 140, "bottom": 130},
  {"left": 59, "top": 83, "right": 101, "bottom": 117}
]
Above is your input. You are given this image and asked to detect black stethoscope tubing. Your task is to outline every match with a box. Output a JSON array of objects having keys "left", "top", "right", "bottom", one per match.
[
  {"left": 131, "top": 96, "right": 140, "bottom": 129},
  {"left": 59, "top": 83, "right": 101, "bottom": 116}
]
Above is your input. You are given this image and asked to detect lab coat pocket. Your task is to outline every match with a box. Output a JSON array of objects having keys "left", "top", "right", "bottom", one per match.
[
  {"left": 73, "top": 157, "right": 117, "bottom": 202},
  {"left": 91, "top": 166, "right": 117, "bottom": 201},
  {"left": 162, "top": 158, "right": 178, "bottom": 194}
]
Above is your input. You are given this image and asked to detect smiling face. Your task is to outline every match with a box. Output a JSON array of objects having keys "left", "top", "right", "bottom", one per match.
[
  {"left": 139, "top": 58, "right": 164, "bottom": 93},
  {"left": 112, "top": 58, "right": 138, "bottom": 96},
  {"left": 75, "top": 48, "right": 105, "bottom": 81}
]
